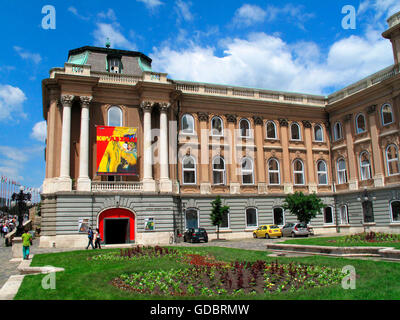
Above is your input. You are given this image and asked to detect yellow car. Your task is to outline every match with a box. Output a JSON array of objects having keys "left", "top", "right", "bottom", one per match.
[{"left": 253, "top": 225, "right": 282, "bottom": 239}]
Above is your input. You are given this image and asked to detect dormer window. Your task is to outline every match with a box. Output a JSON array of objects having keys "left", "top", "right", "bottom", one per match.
[{"left": 107, "top": 54, "right": 122, "bottom": 73}]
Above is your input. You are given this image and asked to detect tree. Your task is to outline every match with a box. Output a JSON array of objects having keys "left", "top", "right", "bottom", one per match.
[
  {"left": 210, "top": 196, "right": 229, "bottom": 240},
  {"left": 282, "top": 192, "right": 325, "bottom": 225}
]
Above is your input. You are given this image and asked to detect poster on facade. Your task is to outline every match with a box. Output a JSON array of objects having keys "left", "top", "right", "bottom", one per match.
[
  {"left": 78, "top": 218, "right": 89, "bottom": 233},
  {"left": 144, "top": 217, "right": 155, "bottom": 231},
  {"left": 96, "top": 126, "right": 138, "bottom": 175}
]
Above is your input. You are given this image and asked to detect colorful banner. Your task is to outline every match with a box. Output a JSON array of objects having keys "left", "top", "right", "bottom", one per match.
[{"left": 96, "top": 126, "right": 138, "bottom": 175}]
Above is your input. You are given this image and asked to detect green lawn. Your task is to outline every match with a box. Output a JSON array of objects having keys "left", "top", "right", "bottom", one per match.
[{"left": 14, "top": 246, "right": 400, "bottom": 300}]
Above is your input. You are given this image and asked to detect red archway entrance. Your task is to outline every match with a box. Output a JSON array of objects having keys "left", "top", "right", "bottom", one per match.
[{"left": 98, "top": 208, "right": 135, "bottom": 244}]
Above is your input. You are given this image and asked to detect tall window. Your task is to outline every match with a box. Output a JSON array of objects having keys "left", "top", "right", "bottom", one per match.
[
  {"left": 211, "top": 116, "right": 223, "bottom": 136},
  {"left": 266, "top": 121, "right": 277, "bottom": 139},
  {"left": 107, "top": 56, "right": 122, "bottom": 73},
  {"left": 334, "top": 122, "right": 343, "bottom": 141},
  {"left": 340, "top": 205, "right": 349, "bottom": 224},
  {"left": 293, "top": 159, "right": 305, "bottom": 185},
  {"left": 362, "top": 200, "right": 374, "bottom": 223},
  {"left": 221, "top": 209, "right": 229, "bottom": 229},
  {"left": 317, "top": 160, "right": 328, "bottom": 185},
  {"left": 381, "top": 103, "right": 394, "bottom": 126},
  {"left": 291, "top": 122, "right": 301, "bottom": 140},
  {"left": 241, "top": 157, "right": 254, "bottom": 185},
  {"left": 273, "top": 207, "right": 285, "bottom": 226},
  {"left": 391, "top": 200, "right": 400, "bottom": 223},
  {"left": 246, "top": 208, "right": 258, "bottom": 228},
  {"left": 182, "top": 156, "right": 196, "bottom": 185},
  {"left": 212, "top": 156, "right": 226, "bottom": 185},
  {"left": 268, "top": 158, "right": 280, "bottom": 185},
  {"left": 324, "top": 206, "right": 334, "bottom": 224},
  {"left": 239, "top": 119, "right": 251, "bottom": 138},
  {"left": 386, "top": 144, "right": 400, "bottom": 176},
  {"left": 185, "top": 209, "right": 199, "bottom": 229},
  {"left": 355, "top": 113, "right": 366, "bottom": 134},
  {"left": 108, "top": 106, "right": 122, "bottom": 127},
  {"left": 359, "top": 151, "right": 372, "bottom": 180},
  {"left": 181, "top": 114, "right": 195, "bottom": 134},
  {"left": 337, "top": 158, "right": 347, "bottom": 184},
  {"left": 314, "top": 124, "right": 324, "bottom": 142}
]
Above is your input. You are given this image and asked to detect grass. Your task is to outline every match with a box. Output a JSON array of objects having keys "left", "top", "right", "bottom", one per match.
[{"left": 14, "top": 246, "right": 400, "bottom": 300}]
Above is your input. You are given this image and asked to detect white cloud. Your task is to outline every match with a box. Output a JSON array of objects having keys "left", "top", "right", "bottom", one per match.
[
  {"left": 265, "top": 4, "right": 314, "bottom": 30},
  {"left": 233, "top": 4, "right": 267, "bottom": 26},
  {"left": 13, "top": 46, "right": 42, "bottom": 64},
  {"left": 98, "top": 8, "right": 117, "bottom": 21},
  {"left": 68, "top": 6, "right": 90, "bottom": 21},
  {"left": 93, "top": 23, "right": 136, "bottom": 50},
  {"left": 0, "top": 85, "right": 27, "bottom": 121},
  {"left": 136, "top": 0, "right": 163, "bottom": 9},
  {"left": 175, "top": 0, "right": 194, "bottom": 22},
  {"left": 31, "top": 121, "right": 47, "bottom": 142}
]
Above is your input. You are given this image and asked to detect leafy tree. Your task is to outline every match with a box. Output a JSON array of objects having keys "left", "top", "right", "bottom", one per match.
[
  {"left": 282, "top": 192, "right": 325, "bottom": 225},
  {"left": 210, "top": 196, "right": 229, "bottom": 240}
]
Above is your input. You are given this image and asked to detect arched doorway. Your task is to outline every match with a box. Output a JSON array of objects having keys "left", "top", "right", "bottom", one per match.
[{"left": 98, "top": 208, "right": 135, "bottom": 244}]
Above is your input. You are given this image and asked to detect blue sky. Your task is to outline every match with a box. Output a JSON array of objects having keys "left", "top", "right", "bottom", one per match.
[{"left": 0, "top": 0, "right": 399, "bottom": 192}]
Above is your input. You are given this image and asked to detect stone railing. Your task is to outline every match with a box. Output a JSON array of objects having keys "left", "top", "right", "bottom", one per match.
[
  {"left": 91, "top": 182, "right": 143, "bottom": 192},
  {"left": 388, "top": 11, "right": 400, "bottom": 28}
]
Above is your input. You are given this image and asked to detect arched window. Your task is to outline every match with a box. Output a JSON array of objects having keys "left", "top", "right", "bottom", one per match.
[
  {"left": 212, "top": 156, "right": 226, "bottom": 185},
  {"left": 211, "top": 116, "right": 223, "bottom": 136},
  {"left": 108, "top": 106, "right": 122, "bottom": 127},
  {"left": 246, "top": 208, "right": 258, "bottom": 228},
  {"left": 291, "top": 122, "right": 301, "bottom": 140},
  {"left": 355, "top": 113, "right": 366, "bottom": 134},
  {"left": 314, "top": 124, "right": 324, "bottom": 142},
  {"left": 317, "top": 160, "right": 328, "bottom": 185},
  {"left": 241, "top": 157, "right": 254, "bottom": 185},
  {"left": 182, "top": 156, "right": 196, "bottom": 185},
  {"left": 293, "top": 159, "right": 305, "bottom": 185},
  {"left": 266, "top": 121, "right": 277, "bottom": 139},
  {"left": 391, "top": 200, "right": 400, "bottom": 223},
  {"left": 268, "top": 158, "right": 280, "bottom": 185},
  {"left": 273, "top": 207, "right": 285, "bottom": 226},
  {"left": 386, "top": 144, "right": 400, "bottom": 176},
  {"left": 359, "top": 151, "right": 372, "bottom": 180},
  {"left": 239, "top": 118, "right": 251, "bottom": 138},
  {"left": 337, "top": 158, "right": 347, "bottom": 184},
  {"left": 185, "top": 208, "right": 199, "bottom": 229},
  {"left": 324, "top": 206, "right": 334, "bottom": 224},
  {"left": 333, "top": 122, "right": 343, "bottom": 141},
  {"left": 340, "top": 205, "right": 349, "bottom": 225},
  {"left": 381, "top": 103, "right": 394, "bottom": 126},
  {"left": 181, "top": 114, "right": 195, "bottom": 134}
]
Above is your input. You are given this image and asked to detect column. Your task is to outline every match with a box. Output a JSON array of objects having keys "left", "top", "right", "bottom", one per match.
[
  {"left": 279, "top": 119, "right": 293, "bottom": 194},
  {"left": 303, "top": 120, "right": 317, "bottom": 193},
  {"left": 159, "top": 103, "right": 173, "bottom": 192},
  {"left": 57, "top": 94, "right": 74, "bottom": 191},
  {"left": 77, "top": 96, "right": 93, "bottom": 191},
  {"left": 198, "top": 113, "right": 211, "bottom": 194},
  {"left": 253, "top": 116, "right": 267, "bottom": 194},
  {"left": 344, "top": 114, "right": 358, "bottom": 190},
  {"left": 141, "top": 101, "right": 156, "bottom": 192},
  {"left": 227, "top": 114, "right": 240, "bottom": 194}
]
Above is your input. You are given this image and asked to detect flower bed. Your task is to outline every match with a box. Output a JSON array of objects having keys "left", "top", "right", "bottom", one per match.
[{"left": 332, "top": 232, "right": 400, "bottom": 244}]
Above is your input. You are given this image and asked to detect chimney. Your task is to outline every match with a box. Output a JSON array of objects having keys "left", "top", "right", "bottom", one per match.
[{"left": 382, "top": 11, "right": 400, "bottom": 65}]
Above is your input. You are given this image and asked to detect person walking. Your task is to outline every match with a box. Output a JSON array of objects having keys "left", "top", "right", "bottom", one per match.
[
  {"left": 21, "top": 229, "right": 33, "bottom": 260},
  {"left": 86, "top": 227, "right": 95, "bottom": 249},
  {"left": 2, "top": 224, "right": 8, "bottom": 238},
  {"left": 94, "top": 228, "right": 102, "bottom": 249}
]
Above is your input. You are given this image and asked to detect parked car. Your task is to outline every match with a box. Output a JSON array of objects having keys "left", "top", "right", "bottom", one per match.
[
  {"left": 281, "top": 223, "right": 309, "bottom": 237},
  {"left": 253, "top": 225, "right": 282, "bottom": 239},
  {"left": 183, "top": 228, "right": 208, "bottom": 243},
  {"left": 307, "top": 225, "right": 314, "bottom": 236}
]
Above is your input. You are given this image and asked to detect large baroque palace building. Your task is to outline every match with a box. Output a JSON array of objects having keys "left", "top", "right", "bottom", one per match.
[{"left": 40, "top": 12, "right": 400, "bottom": 248}]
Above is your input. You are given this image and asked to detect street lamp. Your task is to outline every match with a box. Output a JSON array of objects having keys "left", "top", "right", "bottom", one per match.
[{"left": 11, "top": 186, "right": 32, "bottom": 237}]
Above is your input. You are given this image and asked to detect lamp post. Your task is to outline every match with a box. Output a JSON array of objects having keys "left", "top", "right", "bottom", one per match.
[{"left": 11, "top": 186, "right": 31, "bottom": 237}]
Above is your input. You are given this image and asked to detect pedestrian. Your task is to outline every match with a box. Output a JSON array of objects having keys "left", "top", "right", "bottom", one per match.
[
  {"left": 2, "top": 224, "right": 8, "bottom": 237},
  {"left": 86, "top": 227, "right": 95, "bottom": 249},
  {"left": 21, "top": 228, "right": 32, "bottom": 260},
  {"left": 94, "top": 228, "right": 102, "bottom": 249}
]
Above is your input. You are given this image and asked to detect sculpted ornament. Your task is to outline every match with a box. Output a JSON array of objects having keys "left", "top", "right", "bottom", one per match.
[
  {"left": 80, "top": 96, "right": 93, "bottom": 107},
  {"left": 140, "top": 101, "right": 153, "bottom": 112},
  {"left": 197, "top": 112, "right": 209, "bottom": 122},
  {"left": 60, "top": 94, "right": 74, "bottom": 107},
  {"left": 225, "top": 114, "right": 237, "bottom": 123},
  {"left": 278, "top": 118, "right": 288, "bottom": 127},
  {"left": 302, "top": 120, "right": 312, "bottom": 128},
  {"left": 253, "top": 116, "right": 263, "bottom": 125}
]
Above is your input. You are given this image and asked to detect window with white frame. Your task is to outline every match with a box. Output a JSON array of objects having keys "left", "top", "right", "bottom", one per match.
[
  {"left": 317, "top": 160, "right": 328, "bottom": 185},
  {"left": 181, "top": 114, "right": 195, "bottom": 134},
  {"left": 241, "top": 157, "right": 254, "bottom": 185},
  {"left": 340, "top": 205, "right": 349, "bottom": 224},
  {"left": 293, "top": 159, "right": 305, "bottom": 185},
  {"left": 108, "top": 106, "right": 123, "bottom": 127},
  {"left": 266, "top": 121, "right": 277, "bottom": 139},
  {"left": 273, "top": 207, "right": 285, "bottom": 226},
  {"left": 314, "top": 124, "right": 324, "bottom": 142},
  {"left": 246, "top": 208, "right": 258, "bottom": 228},
  {"left": 268, "top": 158, "right": 280, "bottom": 185},
  {"left": 334, "top": 122, "right": 343, "bottom": 141},
  {"left": 355, "top": 113, "right": 366, "bottom": 134},
  {"left": 182, "top": 155, "right": 196, "bottom": 184},
  {"left": 386, "top": 144, "right": 400, "bottom": 176},
  {"left": 391, "top": 200, "right": 400, "bottom": 223},
  {"left": 381, "top": 103, "right": 394, "bottom": 126},
  {"left": 324, "top": 206, "right": 334, "bottom": 224},
  {"left": 337, "top": 158, "right": 347, "bottom": 184},
  {"left": 359, "top": 151, "right": 372, "bottom": 180},
  {"left": 291, "top": 122, "right": 301, "bottom": 140},
  {"left": 211, "top": 116, "right": 223, "bottom": 136},
  {"left": 212, "top": 156, "right": 226, "bottom": 185},
  {"left": 239, "top": 118, "right": 251, "bottom": 138}
]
